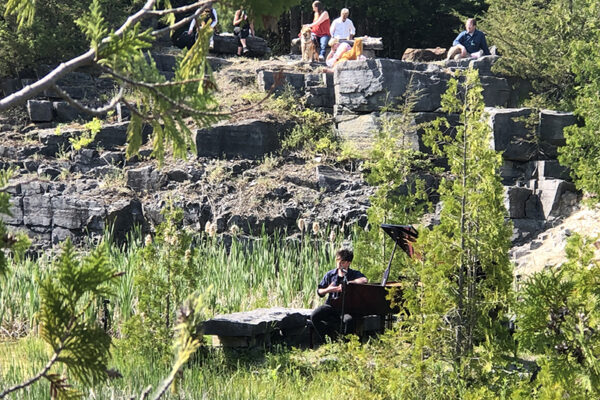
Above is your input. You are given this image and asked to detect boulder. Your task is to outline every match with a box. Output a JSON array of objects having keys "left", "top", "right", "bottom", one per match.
[
  {"left": 316, "top": 165, "right": 351, "bottom": 192},
  {"left": 511, "top": 218, "right": 546, "bottom": 243},
  {"left": 539, "top": 110, "right": 576, "bottom": 146},
  {"left": 194, "top": 119, "right": 290, "bottom": 158},
  {"left": 52, "top": 227, "right": 76, "bottom": 245},
  {"left": 203, "top": 307, "right": 311, "bottom": 337},
  {"left": 504, "top": 186, "right": 533, "bottom": 219},
  {"left": 537, "top": 179, "right": 578, "bottom": 219},
  {"left": 106, "top": 199, "right": 146, "bottom": 241},
  {"left": 51, "top": 197, "right": 105, "bottom": 230},
  {"left": 257, "top": 70, "right": 305, "bottom": 94},
  {"left": 126, "top": 165, "right": 167, "bottom": 192},
  {"left": 335, "top": 59, "right": 510, "bottom": 113},
  {"left": 486, "top": 108, "right": 536, "bottom": 161},
  {"left": 305, "top": 86, "right": 335, "bottom": 108},
  {"left": 27, "top": 100, "right": 53, "bottom": 122},
  {"left": 2, "top": 197, "right": 23, "bottom": 225},
  {"left": 23, "top": 194, "right": 53, "bottom": 227},
  {"left": 212, "top": 33, "right": 270, "bottom": 56},
  {"left": 526, "top": 160, "right": 571, "bottom": 181},
  {"left": 480, "top": 75, "right": 511, "bottom": 107},
  {"left": 53, "top": 101, "right": 84, "bottom": 122},
  {"left": 469, "top": 55, "right": 501, "bottom": 75},
  {"left": 336, "top": 111, "right": 454, "bottom": 152},
  {"left": 402, "top": 47, "right": 447, "bottom": 62}
]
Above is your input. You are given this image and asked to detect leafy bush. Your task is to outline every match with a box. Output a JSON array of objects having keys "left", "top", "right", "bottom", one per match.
[
  {"left": 0, "top": 0, "right": 139, "bottom": 77},
  {"left": 515, "top": 233, "right": 600, "bottom": 397}
]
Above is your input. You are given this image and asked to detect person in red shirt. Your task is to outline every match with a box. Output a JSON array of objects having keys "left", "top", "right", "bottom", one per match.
[{"left": 305, "top": 1, "right": 330, "bottom": 61}]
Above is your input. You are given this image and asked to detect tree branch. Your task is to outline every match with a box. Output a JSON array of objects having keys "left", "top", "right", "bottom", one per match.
[
  {"left": 0, "top": 49, "right": 96, "bottom": 111},
  {"left": 0, "top": 0, "right": 212, "bottom": 110},
  {"left": 146, "top": 0, "right": 212, "bottom": 17},
  {"left": 0, "top": 347, "right": 61, "bottom": 398},
  {"left": 51, "top": 85, "right": 124, "bottom": 116}
]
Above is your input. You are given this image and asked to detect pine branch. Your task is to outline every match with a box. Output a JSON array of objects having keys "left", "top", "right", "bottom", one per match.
[
  {"left": 0, "top": 0, "right": 216, "bottom": 111},
  {"left": 100, "top": 66, "right": 222, "bottom": 118}
]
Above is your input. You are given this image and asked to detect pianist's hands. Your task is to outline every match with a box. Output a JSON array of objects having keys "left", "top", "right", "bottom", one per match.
[{"left": 326, "top": 282, "right": 343, "bottom": 293}]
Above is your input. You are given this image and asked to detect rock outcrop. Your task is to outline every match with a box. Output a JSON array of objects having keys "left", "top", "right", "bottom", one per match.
[{"left": 0, "top": 52, "right": 581, "bottom": 252}]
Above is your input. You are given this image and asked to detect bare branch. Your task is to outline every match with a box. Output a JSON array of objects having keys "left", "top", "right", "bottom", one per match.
[
  {"left": 51, "top": 85, "right": 124, "bottom": 116},
  {"left": 0, "top": 49, "right": 96, "bottom": 111},
  {"left": 145, "top": 0, "right": 212, "bottom": 17},
  {"left": 101, "top": 66, "right": 223, "bottom": 117},
  {"left": 139, "top": 385, "right": 153, "bottom": 400},
  {"left": 0, "top": 347, "right": 60, "bottom": 398},
  {"left": 151, "top": 9, "right": 203, "bottom": 38}
]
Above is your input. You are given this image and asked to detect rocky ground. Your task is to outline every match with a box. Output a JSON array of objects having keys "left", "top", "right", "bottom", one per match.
[{"left": 0, "top": 46, "right": 590, "bottom": 276}]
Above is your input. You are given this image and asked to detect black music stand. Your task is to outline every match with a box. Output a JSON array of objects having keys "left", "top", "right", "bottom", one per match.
[{"left": 380, "top": 224, "right": 418, "bottom": 286}]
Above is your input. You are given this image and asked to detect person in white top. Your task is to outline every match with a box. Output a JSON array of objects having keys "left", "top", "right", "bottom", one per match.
[
  {"left": 329, "top": 8, "right": 355, "bottom": 40},
  {"left": 188, "top": 3, "right": 218, "bottom": 48}
]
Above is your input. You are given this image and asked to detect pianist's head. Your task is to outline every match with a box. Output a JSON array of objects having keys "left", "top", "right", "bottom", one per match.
[{"left": 336, "top": 248, "right": 353, "bottom": 270}]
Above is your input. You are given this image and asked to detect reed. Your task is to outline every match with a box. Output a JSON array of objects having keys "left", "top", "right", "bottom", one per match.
[{"left": 1, "top": 225, "right": 344, "bottom": 337}]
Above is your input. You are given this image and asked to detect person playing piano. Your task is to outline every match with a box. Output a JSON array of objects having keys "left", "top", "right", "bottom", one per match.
[{"left": 311, "top": 248, "right": 368, "bottom": 342}]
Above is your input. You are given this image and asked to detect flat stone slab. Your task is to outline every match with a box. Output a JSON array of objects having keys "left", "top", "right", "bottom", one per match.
[{"left": 203, "top": 307, "right": 312, "bottom": 337}]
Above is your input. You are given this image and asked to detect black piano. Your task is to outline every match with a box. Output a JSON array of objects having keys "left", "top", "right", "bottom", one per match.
[{"left": 330, "top": 224, "right": 418, "bottom": 317}]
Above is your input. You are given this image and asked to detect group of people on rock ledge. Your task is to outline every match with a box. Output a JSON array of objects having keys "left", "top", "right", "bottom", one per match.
[
  {"left": 301, "top": 2, "right": 490, "bottom": 69},
  {"left": 180, "top": 2, "right": 490, "bottom": 65}
]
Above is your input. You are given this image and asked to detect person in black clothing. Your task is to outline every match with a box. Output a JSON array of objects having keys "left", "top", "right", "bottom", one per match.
[
  {"left": 233, "top": 6, "right": 255, "bottom": 55},
  {"left": 311, "top": 248, "right": 368, "bottom": 342}
]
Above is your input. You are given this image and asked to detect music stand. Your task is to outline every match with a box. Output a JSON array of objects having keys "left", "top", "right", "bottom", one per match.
[{"left": 380, "top": 224, "right": 418, "bottom": 286}]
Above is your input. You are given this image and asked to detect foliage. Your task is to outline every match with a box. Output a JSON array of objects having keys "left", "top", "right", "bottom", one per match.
[
  {"left": 0, "top": 0, "right": 140, "bottom": 77},
  {"left": 482, "top": 0, "right": 594, "bottom": 108},
  {"left": 0, "top": 239, "right": 120, "bottom": 399},
  {"left": 414, "top": 68, "right": 513, "bottom": 361},
  {"left": 515, "top": 233, "right": 600, "bottom": 398},
  {"left": 353, "top": 92, "right": 432, "bottom": 281},
  {"left": 557, "top": 10, "right": 600, "bottom": 198},
  {"left": 1, "top": 0, "right": 302, "bottom": 163},
  {"left": 69, "top": 117, "right": 103, "bottom": 151},
  {"left": 264, "top": 87, "right": 336, "bottom": 154},
  {"left": 121, "top": 205, "right": 198, "bottom": 361}
]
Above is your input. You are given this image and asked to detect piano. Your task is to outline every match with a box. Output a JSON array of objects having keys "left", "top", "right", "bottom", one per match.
[{"left": 331, "top": 224, "right": 418, "bottom": 317}]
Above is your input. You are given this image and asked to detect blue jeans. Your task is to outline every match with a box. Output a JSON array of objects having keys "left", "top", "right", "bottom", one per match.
[{"left": 312, "top": 34, "right": 330, "bottom": 58}]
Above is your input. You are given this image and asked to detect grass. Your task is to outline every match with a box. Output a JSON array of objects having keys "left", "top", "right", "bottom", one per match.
[
  {"left": 0, "top": 337, "right": 338, "bottom": 399},
  {"left": 0, "top": 223, "right": 342, "bottom": 337},
  {"left": 0, "top": 225, "right": 348, "bottom": 399}
]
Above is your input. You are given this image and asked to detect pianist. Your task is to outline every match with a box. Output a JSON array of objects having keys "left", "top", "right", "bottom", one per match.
[{"left": 311, "top": 248, "right": 368, "bottom": 342}]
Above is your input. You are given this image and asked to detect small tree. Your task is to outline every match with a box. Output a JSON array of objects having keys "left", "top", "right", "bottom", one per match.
[
  {"left": 557, "top": 17, "right": 600, "bottom": 198},
  {"left": 0, "top": 239, "right": 120, "bottom": 399},
  {"left": 482, "top": 0, "right": 592, "bottom": 108},
  {"left": 516, "top": 234, "right": 600, "bottom": 398},
  {"left": 412, "top": 68, "right": 513, "bottom": 362}
]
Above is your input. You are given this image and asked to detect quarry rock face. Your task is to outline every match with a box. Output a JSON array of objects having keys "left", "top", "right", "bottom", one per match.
[{"left": 1, "top": 53, "right": 580, "bottom": 251}]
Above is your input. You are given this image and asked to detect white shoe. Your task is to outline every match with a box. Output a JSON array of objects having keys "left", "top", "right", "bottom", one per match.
[{"left": 318, "top": 55, "right": 325, "bottom": 62}]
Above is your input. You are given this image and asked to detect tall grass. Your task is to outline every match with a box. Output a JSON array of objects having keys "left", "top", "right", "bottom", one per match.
[
  {"left": 0, "top": 224, "right": 348, "bottom": 399},
  {"left": 1, "top": 226, "right": 343, "bottom": 337}
]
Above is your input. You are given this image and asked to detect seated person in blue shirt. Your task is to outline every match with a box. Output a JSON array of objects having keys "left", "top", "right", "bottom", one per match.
[
  {"left": 311, "top": 248, "right": 368, "bottom": 342},
  {"left": 446, "top": 18, "right": 490, "bottom": 61}
]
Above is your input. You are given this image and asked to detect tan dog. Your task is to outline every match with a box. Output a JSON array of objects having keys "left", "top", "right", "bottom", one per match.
[{"left": 300, "top": 26, "right": 318, "bottom": 62}]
